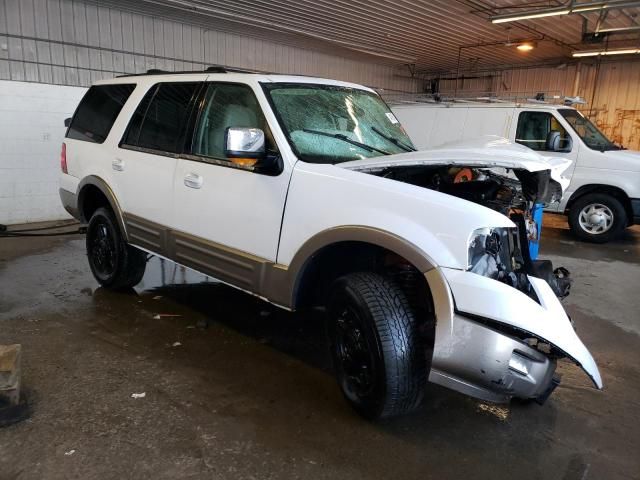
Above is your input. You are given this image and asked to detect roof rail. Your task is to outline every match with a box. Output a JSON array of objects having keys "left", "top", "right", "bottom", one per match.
[
  {"left": 384, "top": 90, "right": 587, "bottom": 107},
  {"left": 116, "top": 64, "right": 262, "bottom": 78}
]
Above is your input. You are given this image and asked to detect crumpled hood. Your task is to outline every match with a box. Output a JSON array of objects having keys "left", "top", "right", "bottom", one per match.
[{"left": 338, "top": 136, "right": 572, "bottom": 194}]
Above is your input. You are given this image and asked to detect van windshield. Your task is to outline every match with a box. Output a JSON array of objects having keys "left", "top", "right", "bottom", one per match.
[
  {"left": 262, "top": 83, "right": 415, "bottom": 164},
  {"left": 558, "top": 109, "right": 620, "bottom": 151}
]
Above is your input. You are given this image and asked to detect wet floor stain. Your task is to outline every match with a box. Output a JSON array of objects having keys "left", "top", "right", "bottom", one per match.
[{"left": 1, "top": 231, "right": 639, "bottom": 479}]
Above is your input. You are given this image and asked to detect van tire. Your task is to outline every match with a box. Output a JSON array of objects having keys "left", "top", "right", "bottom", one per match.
[
  {"left": 86, "top": 207, "right": 147, "bottom": 289},
  {"left": 327, "top": 272, "right": 426, "bottom": 420},
  {"left": 568, "top": 193, "right": 626, "bottom": 243}
]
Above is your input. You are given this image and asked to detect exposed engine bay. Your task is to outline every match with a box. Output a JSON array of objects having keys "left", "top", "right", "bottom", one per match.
[
  {"left": 373, "top": 164, "right": 571, "bottom": 299},
  {"left": 378, "top": 165, "right": 562, "bottom": 214}
]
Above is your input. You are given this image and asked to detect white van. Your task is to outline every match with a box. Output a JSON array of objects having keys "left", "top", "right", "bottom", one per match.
[{"left": 392, "top": 100, "right": 640, "bottom": 243}]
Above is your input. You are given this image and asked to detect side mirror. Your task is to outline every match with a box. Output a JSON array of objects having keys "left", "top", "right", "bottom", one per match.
[
  {"left": 64, "top": 117, "right": 72, "bottom": 128},
  {"left": 545, "top": 131, "right": 561, "bottom": 151},
  {"left": 224, "top": 127, "right": 281, "bottom": 174},
  {"left": 225, "top": 127, "right": 265, "bottom": 159},
  {"left": 564, "top": 135, "right": 573, "bottom": 152}
]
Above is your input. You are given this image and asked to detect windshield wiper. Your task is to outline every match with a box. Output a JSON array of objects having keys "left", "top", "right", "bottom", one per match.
[
  {"left": 371, "top": 126, "right": 416, "bottom": 152},
  {"left": 590, "top": 142, "right": 619, "bottom": 152},
  {"left": 302, "top": 129, "right": 390, "bottom": 155}
]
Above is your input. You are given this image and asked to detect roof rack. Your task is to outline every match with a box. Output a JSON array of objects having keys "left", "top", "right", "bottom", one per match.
[
  {"left": 384, "top": 91, "right": 587, "bottom": 107},
  {"left": 116, "top": 64, "right": 265, "bottom": 78}
]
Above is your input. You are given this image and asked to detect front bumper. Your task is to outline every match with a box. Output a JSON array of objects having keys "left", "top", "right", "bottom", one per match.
[
  {"left": 424, "top": 267, "right": 602, "bottom": 404},
  {"left": 428, "top": 312, "right": 559, "bottom": 403}
]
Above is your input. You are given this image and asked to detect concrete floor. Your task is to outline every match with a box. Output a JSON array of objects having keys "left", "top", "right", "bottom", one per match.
[{"left": 1, "top": 215, "right": 639, "bottom": 480}]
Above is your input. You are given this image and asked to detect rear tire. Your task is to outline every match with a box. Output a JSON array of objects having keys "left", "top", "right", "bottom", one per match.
[
  {"left": 568, "top": 193, "right": 626, "bottom": 243},
  {"left": 327, "top": 272, "right": 426, "bottom": 420},
  {"left": 86, "top": 207, "right": 147, "bottom": 289}
]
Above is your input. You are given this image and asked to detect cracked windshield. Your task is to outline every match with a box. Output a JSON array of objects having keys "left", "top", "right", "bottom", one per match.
[{"left": 264, "top": 84, "right": 415, "bottom": 164}]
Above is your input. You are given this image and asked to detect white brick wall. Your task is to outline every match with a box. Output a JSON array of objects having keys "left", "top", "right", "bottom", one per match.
[{"left": 0, "top": 80, "right": 86, "bottom": 225}]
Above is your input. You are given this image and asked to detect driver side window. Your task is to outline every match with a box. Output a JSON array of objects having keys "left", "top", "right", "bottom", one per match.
[
  {"left": 192, "top": 83, "right": 276, "bottom": 161},
  {"left": 516, "top": 111, "right": 571, "bottom": 152}
]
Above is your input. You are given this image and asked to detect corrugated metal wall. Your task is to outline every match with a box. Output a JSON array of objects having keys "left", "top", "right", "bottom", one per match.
[
  {"left": 0, "top": 0, "right": 418, "bottom": 92},
  {"left": 436, "top": 61, "right": 640, "bottom": 150}
]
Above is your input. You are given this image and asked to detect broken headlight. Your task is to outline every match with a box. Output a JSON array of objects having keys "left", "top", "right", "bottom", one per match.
[{"left": 468, "top": 227, "right": 529, "bottom": 292}]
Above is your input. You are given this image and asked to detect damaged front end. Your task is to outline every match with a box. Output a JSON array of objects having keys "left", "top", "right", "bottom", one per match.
[
  {"left": 343, "top": 149, "right": 602, "bottom": 404},
  {"left": 468, "top": 224, "right": 571, "bottom": 300},
  {"left": 466, "top": 168, "right": 571, "bottom": 300},
  {"left": 374, "top": 162, "right": 572, "bottom": 299}
]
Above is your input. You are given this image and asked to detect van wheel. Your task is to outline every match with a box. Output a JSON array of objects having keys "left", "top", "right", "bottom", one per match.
[
  {"left": 568, "top": 193, "right": 626, "bottom": 243},
  {"left": 86, "top": 207, "right": 147, "bottom": 289},
  {"left": 327, "top": 272, "right": 426, "bottom": 420}
]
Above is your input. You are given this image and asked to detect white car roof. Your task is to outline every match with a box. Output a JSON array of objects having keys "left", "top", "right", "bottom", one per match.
[{"left": 94, "top": 72, "right": 376, "bottom": 93}]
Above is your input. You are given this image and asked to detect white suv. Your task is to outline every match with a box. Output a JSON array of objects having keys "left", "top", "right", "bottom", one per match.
[{"left": 59, "top": 69, "right": 602, "bottom": 419}]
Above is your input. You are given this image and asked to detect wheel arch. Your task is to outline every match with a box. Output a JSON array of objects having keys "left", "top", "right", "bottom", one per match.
[
  {"left": 565, "top": 184, "right": 633, "bottom": 225},
  {"left": 77, "top": 176, "right": 128, "bottom": 238},
  {"left": 276, "top": 226, "right": 437, "bottom": 311}
]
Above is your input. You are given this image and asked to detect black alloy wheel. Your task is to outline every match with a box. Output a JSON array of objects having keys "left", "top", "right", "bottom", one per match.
[
  {"left": 86, "top": 207, "right": 147, "bottom": 289},
  {"left": 327, "top": 272, "right": 426, "bottom": 419},
  {"left": 88, "top": 216, "right": 118, "bottom": 280}
]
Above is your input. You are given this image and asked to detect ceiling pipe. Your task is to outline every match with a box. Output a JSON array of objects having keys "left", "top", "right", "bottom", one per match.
[{"left": 490, "top": 0, "right": 640, "bottom": 23}]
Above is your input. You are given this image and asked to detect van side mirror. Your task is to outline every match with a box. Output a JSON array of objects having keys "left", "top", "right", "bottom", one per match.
[
  {"left": 545, "top": 131, "right": 561, "bottom": 151},
  {"left": 64, "top": 117, "right": 71, "bottom": 128}
]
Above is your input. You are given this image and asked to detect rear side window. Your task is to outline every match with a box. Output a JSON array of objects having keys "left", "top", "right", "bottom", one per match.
[
  {"left": 123, "top": 82, "right": 200, "bottom": 154},
  {"left": 121, "top": 86, "right": 154, "bottom": 147},
  {"left": 67, "top": 84, "right": 135, "bottom": 143}
]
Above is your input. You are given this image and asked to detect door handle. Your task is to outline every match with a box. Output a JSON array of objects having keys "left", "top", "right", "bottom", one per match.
[
  {"left": 112, "top": 158, "right": 125, "bottom": 171},
  {"left": 184, "top": 172, "right": 203, "bottom": 189}
]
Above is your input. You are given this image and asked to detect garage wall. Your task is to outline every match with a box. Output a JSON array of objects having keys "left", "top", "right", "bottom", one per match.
[
  {"left": 0, "top": 0, "right": 418, "bottom": 225},
  {"left": 434, "top": 60, "right": 640, "bottom": 151},
  {"left": 0, "top": 80, "right": 85, "bottom": 224},
  {"left": 0, "top": 0, "right": 416, "bottom": 92}
]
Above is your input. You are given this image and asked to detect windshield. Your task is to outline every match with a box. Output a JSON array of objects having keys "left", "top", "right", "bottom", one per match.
[
  {"left": 558, "top": 109, "right": 619, "bottom": 151},
  {"left": 262, "top": 83, "right": 415, "bottom": 164}
]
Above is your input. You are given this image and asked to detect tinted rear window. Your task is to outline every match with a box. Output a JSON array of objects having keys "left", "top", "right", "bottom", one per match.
[
  {"left": 121, "top": 85, "right": 155, "bottom": 147},
  {"left": 126, "top": 82, "right": 200, "bottom": 153},
  {"left": 67, "top": 84, "right": 135, "bottom": 143}
]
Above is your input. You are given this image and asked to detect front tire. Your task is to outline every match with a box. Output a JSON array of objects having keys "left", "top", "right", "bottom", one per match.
[
  {"left": 568, "top": 193, "right": 626, "bottom": 243},
  {"left": 86, "top": 207, "right": 147, "bottom": 289},
  {"left": 327, "top": 272, "right": 426, "bottom": 420}
]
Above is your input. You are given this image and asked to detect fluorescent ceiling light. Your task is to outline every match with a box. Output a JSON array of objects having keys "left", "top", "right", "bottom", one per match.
[
  {"left": 572, "top": 3, "right": 609, "bottom": 11},
  {"left": 573, "top": 48, "right": 640, "bottom": 57},
  {"left": 491, "top": 1, "right": 640, "bottom": 23},
  {"left": 492, "top": 7, "right": 570, "bottom": 23}
]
